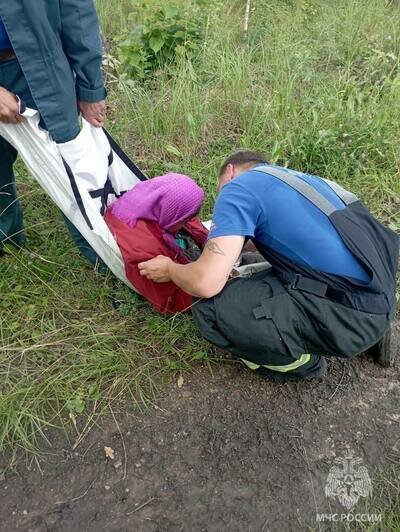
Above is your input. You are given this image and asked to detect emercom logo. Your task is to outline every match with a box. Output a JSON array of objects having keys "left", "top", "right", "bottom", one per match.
[
  {"left": 316, "top": 453, "right": 381, "bottom": 524},
  {"left": 316, "top": 513, "right": 382, "bottom": 524},
  {"left": 325, "top": 454, "right": 372, "bottom": 510}
]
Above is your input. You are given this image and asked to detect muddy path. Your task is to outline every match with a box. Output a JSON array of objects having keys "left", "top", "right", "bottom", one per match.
[{"left": 1, "top": 329, "right": 399, "bottom": 532}]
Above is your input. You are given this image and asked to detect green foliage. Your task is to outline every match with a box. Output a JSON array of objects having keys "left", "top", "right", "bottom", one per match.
[
  {"left": 118, "top": 1, "right": 205, "bottom": 79},
  {"left": 2, "top": 0, "right": 399, "bottom": 456},
  {"left": 110, "top": 0, "right": 400, "bottom": 221},
  {"left": 0, "top": 181, "right": 211, "bottom": 453}
]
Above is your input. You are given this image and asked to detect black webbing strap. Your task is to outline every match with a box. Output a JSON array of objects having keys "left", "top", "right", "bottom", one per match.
[
  {"left": 89, "top": 188, "right": 103, "bottom": 199},
  {"left": 279, "top": 272, "right": 329, "bottom": 297},
  {"left": 63, "top": 130, "right": 147, "bottom": 229},
  {"left": 278, "top": 270, "right": 389, "bottom": 313},
  {"left": 279, "top": 271, "right": 352, "bottom": 307},
  {"left": 89, "top": 177, "right": 117, "bottom": 215},
  {"left": 63, "top": 159, "right": 93, "bottom": 230},
  {"left": 102, "top": 128, "right": 147, "bottom": 182},
  {"left": 89, "top": 150, "right": 125, "bottom": 215},
  {"left": 108, "top": 150, "right": 114, "bottom": 167},
  {"left": 255, "top": 165, "right": 338, "bottom": 216}
]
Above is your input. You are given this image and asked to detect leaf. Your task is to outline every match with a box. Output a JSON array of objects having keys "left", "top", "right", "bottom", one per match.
[
  {"left": 131, "top": 25, "right": 144, "bottom": 38},
  {"left": 104, "top": 446, "right": 115, "bottom": 460},
  {"left": 174, "top": 30, "right": 186, "bottom": 39},
  {"left": 127, "top": 51, "right": 144, "bottom": 68},
  {"left": 149, "top": 34, "right": 165, "bottom": 54},
  {"left": 175, "top": 44, "right": 186, "bottom": 56},
  {"left": 177, "top": 375, "right": 184, "bottom": 388},
  {"left": 67, "top": 396, "right": 85, "bottom": 414},
  {"left": 192, "top": 351, "right": 206, "bottom": 361},
  {"left": 164, "top": 6, "right": 179, "bottom": 19},
  {"left": 88, "top": 384, "right": 101, "bottom": 401},
  {"left": 165, "top": 144, "right": 183, "bottom": 157}
]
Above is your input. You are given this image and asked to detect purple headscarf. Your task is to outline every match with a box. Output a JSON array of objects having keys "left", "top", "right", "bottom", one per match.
[{"left": 109, "top": 173, "right": 205, "bottom": 255}]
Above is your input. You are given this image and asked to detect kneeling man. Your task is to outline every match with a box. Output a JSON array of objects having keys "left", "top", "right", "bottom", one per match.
[{"left": 139, "top": 151, "right": 399, "bottom": 381}]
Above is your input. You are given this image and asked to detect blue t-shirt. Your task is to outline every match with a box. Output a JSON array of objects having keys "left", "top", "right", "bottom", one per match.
[
  {"left": 209, "top": 165, "right": 370, "bottom": 282},
  {"left": 0, "top": 17, "right": 12, "bottom": 51}
]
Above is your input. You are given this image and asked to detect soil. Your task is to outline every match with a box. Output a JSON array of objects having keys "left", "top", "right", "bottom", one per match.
[{"left": 1, "top": 325, "right": 399, "bottom": 532}]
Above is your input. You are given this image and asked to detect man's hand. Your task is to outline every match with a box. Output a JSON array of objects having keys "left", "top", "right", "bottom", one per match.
[
  {"left": 138, "top": 255, "right": 174, "bottom": 283},
  {"left": 79, "top": 100, "right": 106, "bottom": 127},
  {"left": 0, "top": 87, "right": 24, "bottom": 124},
  {"left": 140, "top": 236, "right": 245, "bottom": 298}
]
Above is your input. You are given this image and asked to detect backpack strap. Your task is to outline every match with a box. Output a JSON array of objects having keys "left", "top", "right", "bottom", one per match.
[
  {"left": 254, "top": 165, "right": 357, "bottom": 216},
  {"left": 321, "top": 177, "right": 358, "bottom": 206}
]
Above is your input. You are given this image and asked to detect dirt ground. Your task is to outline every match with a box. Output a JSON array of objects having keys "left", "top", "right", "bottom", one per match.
[{"left": 1, "top": 326, "right": 399, "bottom": 532}]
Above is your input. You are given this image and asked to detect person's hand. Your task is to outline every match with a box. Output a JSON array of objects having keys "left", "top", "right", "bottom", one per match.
[
  {"left": 138, "top": 256, "right": 174, "bottom": 283},
  {"left": 79, "top": 100, "right": 106, "bottom": 127},
  {"left": 0, "top": 87, "right": 24, "bottom": 124}
]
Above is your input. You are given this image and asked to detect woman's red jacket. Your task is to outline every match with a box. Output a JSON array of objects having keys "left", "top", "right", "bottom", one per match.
[{"left": 105, "top": 210, "right": 208, "bottom": 314}]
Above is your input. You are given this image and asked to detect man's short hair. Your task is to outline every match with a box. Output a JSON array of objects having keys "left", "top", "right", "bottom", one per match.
[{"left": 219, "top": 149, "right": 267, "bottom": 177}]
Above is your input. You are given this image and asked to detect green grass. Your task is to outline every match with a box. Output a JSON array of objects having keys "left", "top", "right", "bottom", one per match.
[
  {"left": 359, "top": 463, "right": 400, "bottom": 531},
  {"left": 1, "top": 0, "right": 399, "bottom": 458},
  {"left": 0, "top": 175, "right": 211, "bottom": 455},
  {"left": 103, "top": 0, "right": 400, "bottom": 219}
]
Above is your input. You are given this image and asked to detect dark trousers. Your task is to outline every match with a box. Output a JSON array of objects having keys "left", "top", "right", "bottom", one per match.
[
  {"left": 0, "top": 57, "right": 99, "bottom": 266},
  {"left": 192, "top": 269, "right": 390, "bottom": 376}
]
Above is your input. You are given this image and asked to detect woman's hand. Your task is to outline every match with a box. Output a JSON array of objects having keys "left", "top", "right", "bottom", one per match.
[
  {"left": 138, "top": 255, "right": 173, "bottom": 283},
  {"left": 0, "top": 87, "right": 23, "bottom": 124}
]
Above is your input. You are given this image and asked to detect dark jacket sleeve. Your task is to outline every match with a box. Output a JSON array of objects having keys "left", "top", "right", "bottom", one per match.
[{"left": 59, "top": 0, "right": 107, "bottom": 102}]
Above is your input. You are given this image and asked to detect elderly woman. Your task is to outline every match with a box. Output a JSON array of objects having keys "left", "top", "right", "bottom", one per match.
[{"left": 105, "top": 173, "right": 207, "bottom": 314}]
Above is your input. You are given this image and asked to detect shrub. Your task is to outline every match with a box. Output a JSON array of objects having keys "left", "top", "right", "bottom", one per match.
[{"left": 118, "top": 1, "right": 205, "bottom": 79}]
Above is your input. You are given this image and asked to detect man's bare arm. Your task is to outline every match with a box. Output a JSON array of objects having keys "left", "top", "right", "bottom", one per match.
[
  {"left": 169, "top": 235, "right": 244, "bottom": 297},
  {"left": 138, "top": 235, "right": 245, "bottom": 298},
  {"left": 203, "top": 240, "right": 226, "bottom": 256}
]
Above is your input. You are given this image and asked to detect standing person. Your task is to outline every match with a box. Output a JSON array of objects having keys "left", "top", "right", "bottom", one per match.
[
  {"left": 0, "top": 1, "right": 106, "bottom": 264},
  {"left": 138, "top": 150, "right": 399, "bottom": 381}
]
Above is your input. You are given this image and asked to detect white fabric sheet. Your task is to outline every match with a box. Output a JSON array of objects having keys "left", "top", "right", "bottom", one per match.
[{"left": 0, "top": 109, "right": 144, "bottom": 289}]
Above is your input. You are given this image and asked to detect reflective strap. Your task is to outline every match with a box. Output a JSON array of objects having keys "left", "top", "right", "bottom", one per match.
[
  {"left": 263, "top": 353, "right": 311, "bottom": 372},
  {"left": 240, "top": 358, "right": 261, "bottom": 370},
  {"left": 321, "top": 177, "right": 358, "bottom": 206},
  {"left": 241, "top": 353, "right": 311, "bottom": 373},
  {"left": 255, "top": 165, "right": 338, "bottom": 216}
]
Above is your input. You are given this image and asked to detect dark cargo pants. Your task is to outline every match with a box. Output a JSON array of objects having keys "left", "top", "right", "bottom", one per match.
[
  {"left": 192, "top": 269, "right": 390, "bottom": 377},
  {"left": 0, "top": 57, "right": 100, "bottom": 266}
]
